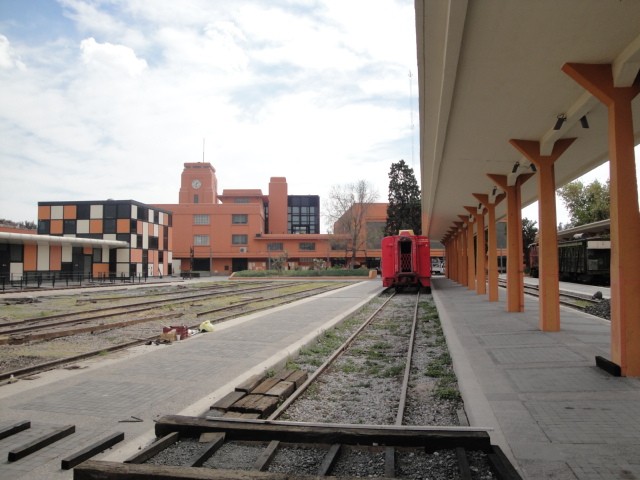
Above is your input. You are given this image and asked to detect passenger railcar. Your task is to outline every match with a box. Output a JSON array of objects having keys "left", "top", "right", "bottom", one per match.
[
  {"left": 381, "top": 230, "right": 431, "bottom": 292},
  {"left": 529, "top": 235, "right": 610, "bottom": 285}
]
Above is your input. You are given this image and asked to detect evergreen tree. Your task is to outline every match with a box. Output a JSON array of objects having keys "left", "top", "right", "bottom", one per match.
[{"left": 385, "top": 159, "right": 422, "bottom": 236}]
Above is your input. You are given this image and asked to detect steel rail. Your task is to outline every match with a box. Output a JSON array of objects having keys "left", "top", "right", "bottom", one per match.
[
  {"left": 0, "top": 283, "right": 352, "bottom": 382},
  {"left": 267, "top": 292, "right": 397, "bottom": 420},
  {"left": 395, "top": 291, "right": 420, "bottom": 425}
]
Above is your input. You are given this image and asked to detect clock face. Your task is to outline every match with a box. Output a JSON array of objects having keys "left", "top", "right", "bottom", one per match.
[{"left": 191, "top": 179, "right": 202, "bottom": 189}]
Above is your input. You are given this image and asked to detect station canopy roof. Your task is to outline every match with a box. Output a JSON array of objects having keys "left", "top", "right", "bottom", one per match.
[
  {"left": 416, "top": 0, "right": 640, "bottom": 242},
  {"left": 0, "top": 232, "right": 128, "bottom": 249}
]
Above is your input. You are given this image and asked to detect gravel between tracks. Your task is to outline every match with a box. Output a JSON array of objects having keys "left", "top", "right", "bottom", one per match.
[{"left": 146, "top": 292, "right": 496, "bottom": 479}]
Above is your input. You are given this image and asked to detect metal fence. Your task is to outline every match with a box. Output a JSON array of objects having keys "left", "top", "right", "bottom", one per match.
[{"left": 0, "top": 271, "right": 154, "bottom": 292}]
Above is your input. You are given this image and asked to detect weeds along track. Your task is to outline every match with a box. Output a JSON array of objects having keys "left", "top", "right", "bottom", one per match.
[
  {"left": 94, "top": 292, "right": 520, "bottom": 479},
  {"left": 0, "top": 280, "right": 350, "bottom": 381}
]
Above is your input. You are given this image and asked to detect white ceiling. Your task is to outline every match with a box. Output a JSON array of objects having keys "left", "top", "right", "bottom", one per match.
[{"left": 416, "top": 0, "right": 640, "bottom": 241}]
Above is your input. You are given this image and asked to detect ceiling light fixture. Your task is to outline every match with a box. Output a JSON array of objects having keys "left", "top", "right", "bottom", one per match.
[
  {"left": 511, "top": 162, "right": 520, "bottom": 173},
  {"left": 554, "top": 113, "right": 567, "bottom": 130},
  {"left": 530, "top": 163, "right": 537, "bottom": 172},
  {"left": 580, "top": 115, "right": 589, "bottom": 128}
]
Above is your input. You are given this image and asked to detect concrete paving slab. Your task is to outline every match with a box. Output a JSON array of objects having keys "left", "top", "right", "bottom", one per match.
[
  {"left": 432, "top": 277, "right": 640, "bottom": 480},
  {"left": 0, "top": 280, "right": 383, "bottom": 479}
]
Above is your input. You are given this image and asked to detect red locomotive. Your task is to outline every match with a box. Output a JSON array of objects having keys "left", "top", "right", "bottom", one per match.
[{"left": 381, "top": 230, "right": 431, "bottom": 292}]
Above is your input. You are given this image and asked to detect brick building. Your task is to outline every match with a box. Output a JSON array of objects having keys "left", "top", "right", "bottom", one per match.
[{"left": 154, "top": 163, "right": 387, "bottom": 274}]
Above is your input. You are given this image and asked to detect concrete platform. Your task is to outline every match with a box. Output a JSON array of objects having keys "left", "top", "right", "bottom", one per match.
[
  {"left": 0, "top": 280, "right": 383, "bottom": 480},
  {"left": 432, "top": 277, "right": 640, "bottom": 480}
]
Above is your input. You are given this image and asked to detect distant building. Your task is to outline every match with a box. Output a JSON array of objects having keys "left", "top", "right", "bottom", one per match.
[
  {"left": 154, "top": 163, "right": 387, "bottom": 274},
  {"left": 35, "top": 199, "right": 172, "bottom": 278}
]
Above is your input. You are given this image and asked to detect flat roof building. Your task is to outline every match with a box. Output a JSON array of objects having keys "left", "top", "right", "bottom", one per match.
[{"left": 154, "top": 163, "right": 385, "bottom": 274}]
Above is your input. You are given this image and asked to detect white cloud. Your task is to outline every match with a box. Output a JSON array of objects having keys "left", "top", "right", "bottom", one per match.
[
  {"left": 0, "top": 0, "right": 418, "bottom": 228},
  {"left": 0, "top": 34, "right": 25, "bottom": 70},
  {"left": 80, "top": 37, "right": 147, "bottom": 76}
]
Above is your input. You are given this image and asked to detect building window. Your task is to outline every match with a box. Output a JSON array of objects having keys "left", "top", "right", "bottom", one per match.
[
  {"left": 77, "top": 204, "right": 90, "bottom": 220},
  {"left": 232, "top": 234, "right": 247, "bottom": 245},
  {"left": 366, "top": 221, "right": 386, "bottom": 249},
  {"left": 38, "top": 220, "right": 50, "bottom": 234},
  {"left": 234, "top": 198, "right": 249, "bottom": 203},
  {"left": 267, "top": 242, "right": 283, "bottom": 251},
  {"left": 9, "top": 244, "right": 23, "bottom": 262},
  {"left": 194, "top": 194, "right": 199, "bottom": 204},
  {"left": 104, "top": 203, "right": 117, "bottom": 219},
  {"left": 232, "top": 214, "right": 248, "bottom": 224},
  {"left": 103, "top": 219, "right": 116, "bottom": 234},
  {"left": 117, "top": 203, "right": 131, "bottom": 219},
  {"left": 63, "top": 220, "right": 76, "bottom": 234},
  {"left": 194, "top": 214, "right": 209, "bottom": 225},
  {"left": 194, "top": 235, "right": 209, "bottom": 246},
  {"left": 299, "top": 242, "right": 315, "bottom": 251},
  {"left": 287, "top": 195, "right": 320, "bottom": 234}
]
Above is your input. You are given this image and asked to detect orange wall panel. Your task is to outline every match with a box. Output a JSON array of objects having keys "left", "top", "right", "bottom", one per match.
[
  {"left": 24, "top": 244, "right": 37, "bottom": 271},
  {"left": 49, "top": 246, "right": 62, "bottom": 271},
  {"left": 117, "top": 219, "right": 130, "bottom": 233},
  {"left": 93, "top": 264, "right": 109, "bottom": 276},
  {"left": 130, "top": 249, "right": 143, "bottom": 263},
  {"left": 63, "top": 205, "right": 77, "bottom": 219},
  {"left": 50, "top": 220, "right": 63, "bottom": 234},
  {"left": 38, "top": 205, "right": 51, "bottom": 220},
  {"left": 90, "top": 219, "right": 103, "bottom": 234},
  {"left": 83, "top": 246, "right": 92, "bottom": 255}
]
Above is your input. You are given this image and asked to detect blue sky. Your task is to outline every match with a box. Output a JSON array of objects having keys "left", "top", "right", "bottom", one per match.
[{"left": 0, "top": 0, "right": 419, "bottom": 230}]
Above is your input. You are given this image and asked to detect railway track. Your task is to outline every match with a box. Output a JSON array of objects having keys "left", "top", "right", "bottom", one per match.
[
  {"left": 0, "top": 281, "right": 349, "bottom": 382},
  {"left": 498, "top": 279, "right": 605, "bottom": 313},
  {"left": 73, "top": 291, "right": 522, "bottom": 479}
]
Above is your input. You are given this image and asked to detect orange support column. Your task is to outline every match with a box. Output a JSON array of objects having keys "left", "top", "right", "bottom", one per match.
[
  {"left": 487, "top": 174, "right": 533, "bottom": 312},
  {"left": 563, "top": 63, "right": 640, "bottom": 376},
  {"left": 510, "top": 138, "right": 576, "bottom": 331},
  {"left": 475, "top": 193, "right": 505, "bottom": 302},
  {"left": 450, "top": 231, "right": 459, "bottom": 282},
  {"left": 459, "top": 215, "right": 475, "bottom": 290},
  {"left": 455, "top": 222, "right": 468, "bottom": 285},
  {"left": 465, "top": 205, "right": 486, "bottom": 295}
]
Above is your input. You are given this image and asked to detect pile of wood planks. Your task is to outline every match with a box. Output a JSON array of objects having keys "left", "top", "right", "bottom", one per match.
[{"left": 209, "top": 369, "right": 308, "bottom": 419}]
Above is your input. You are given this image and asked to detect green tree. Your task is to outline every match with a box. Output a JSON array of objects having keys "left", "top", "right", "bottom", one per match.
[
  {"left": 385, "top": 159, "right": 422, "bottom": 236},
  {"left": 522, "top": 217, "right": 538, "bottom": 268},
  {"left": 557, "top": 179, "right": 610, "bottom": 227}
]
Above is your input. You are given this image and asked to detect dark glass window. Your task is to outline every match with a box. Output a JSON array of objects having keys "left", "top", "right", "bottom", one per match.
[
  {"left": 194, "top": 194, "right": 199, "bottom": 204},
  {"left": 116, "top": 234, "right": 130, "bottom": 242},
  {"left": 77, "top": 204, "right": 90, "bottom": 219},
  {"left": 267, "top": 242, "right": 283, "bottom": 251},
  {"left": 38, "top": 220, "right": 50, "bottom": 234},
  {"left": 299, "top": 242, "right": 316, "bottom": 251},
  {"left": 287, "top": 195, "right": 320, "bottom": 234},
  {"left": 63, "top": 220, "right": 76, "bottom": 234},
  {"left": 149, "top": 237, "right": 159, "bottom": 249},
  {"left": 9, "top": 244, "right": 23, "bottom": 262},
  {"left": 232, "top": 214, "right": 248, "bottom": 224},
  {"left": 93, "top": 248, "right": 102, "bottom": 262},
  {"left": 103, "top": 219, "right": 116, "bottom": 234},
  {"left": 104, "top": 203, "right": 117, "bottom": 219},
  {"left": 138, "top": 207, "right": 148, "bottom": 221},
  {"left": 117, "top": 203, "right": 131, "bottom": 219},
  {"left": 232, "top": 234, "right": 248, "bottom": 245}
]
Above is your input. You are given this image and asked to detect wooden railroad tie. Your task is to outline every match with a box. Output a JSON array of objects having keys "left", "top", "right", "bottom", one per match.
[{"left": 210, "top": 369, "right": 308, "bottom": 419}]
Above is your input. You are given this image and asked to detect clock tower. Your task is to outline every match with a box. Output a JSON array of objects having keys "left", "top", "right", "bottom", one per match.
[{"left": 179, "top": 162, "right": 218, "bottom": 204}]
